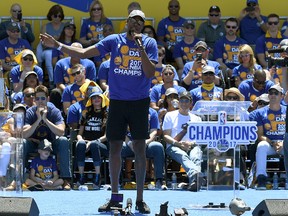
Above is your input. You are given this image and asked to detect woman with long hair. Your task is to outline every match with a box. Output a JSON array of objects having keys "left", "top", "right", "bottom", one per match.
[
  {"left": 76, "top": 86, "right": 109, "bottom": 190},
  {"left": 79, "top": 0, "right": 113, "bottom": 47},
  {"left": 232, "top": 44, "right": 262, "bottom": 87}
]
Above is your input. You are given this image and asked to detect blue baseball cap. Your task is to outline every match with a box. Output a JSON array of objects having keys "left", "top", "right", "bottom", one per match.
[{"left": 247, "top": 0, "right": 258, "bottom": 4}]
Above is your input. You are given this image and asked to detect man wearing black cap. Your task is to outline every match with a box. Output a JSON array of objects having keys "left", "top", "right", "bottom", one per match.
[
  {"left": 173, "top": 20, "right": 200, "bottom": 77},
  {"left": 0, "top": 3, "right": 35, "bottom": 44},
  {"left": 163, "top": 90, "right": 204, "bottom": 192},
  {"left": 239, "top": 0, "right": 267, "bottom": 45},
  {"left": 0, "top": 22, "right": 31, "bottom": 74},
  {"left": 197, "top": 5, "right": 225, "bottom": 57},
  {"left": 182, "top": 41, "right": 221, "bottom": 91},
  {"left": 41, "top": 9, "right": 157, "bottom": 214}
]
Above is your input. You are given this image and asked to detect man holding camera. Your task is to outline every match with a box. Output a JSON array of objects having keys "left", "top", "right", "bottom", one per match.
[
  {"left": 181, "top": 41, "right": 220, "bottom": 91},
  {"left": 0, "top": 3, "right": 35, "bottom": 44},
  {"left": 239, "top": 0, "right": 267, "bottom": 46}
]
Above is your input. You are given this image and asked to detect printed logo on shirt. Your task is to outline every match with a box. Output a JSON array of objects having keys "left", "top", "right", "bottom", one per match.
[
  {"left": 113, "top": 45, "right": 142, "bottom": 76},
  {"left": 264, "top": 113, "right": 285, "bottom": 136},
  {"left": 166, "top": 25, "right": 184, "bottom": 45},
  {"left": 223, "top": 44, "right": 240, "bottom": 64}
]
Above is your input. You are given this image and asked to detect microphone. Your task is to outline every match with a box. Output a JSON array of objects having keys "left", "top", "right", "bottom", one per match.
[
  {"left": 132, "top": 32, "right": 143, "bottom": 49},
  {"left": 126, "top": 198, "right": 132, "bottom": 215}
]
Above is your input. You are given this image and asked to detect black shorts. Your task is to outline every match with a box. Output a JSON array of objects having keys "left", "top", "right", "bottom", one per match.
[{"left": 106, "top": 97, "right": 150, "bottom": 141}]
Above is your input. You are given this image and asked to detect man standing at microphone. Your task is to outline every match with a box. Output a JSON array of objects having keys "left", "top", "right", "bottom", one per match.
[{"left": 41, "top": 10, "right": 157, "bottom": 214}]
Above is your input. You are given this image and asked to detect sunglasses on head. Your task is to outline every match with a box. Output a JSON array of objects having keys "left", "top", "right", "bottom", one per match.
[
  {"left": 53, "top": 14, "right": 62, "bottom": 18},
  {"left": 226, "top": 25, "right": 237, "bottom": 29},
  {"left": 209, "top": 14, "right": 219, "bottom": 17},
  {"left": 71, "top": 70, "right": 82, "bottom": 76},
  {"left": 23, "top": 56, "right": 33, "bottom": 62},
  {"left": 268, "top": 21, "right": 279, "bottom": 26},
  {"left": 35, "top": 96, "right": 46, "bottom": 101},
  {"left": 258, "top": 100, "right": 269, "bottom": 106},
  {"left": 24, "top": 93, "right": 35, "bottom": 98},
  {"left": 91, "top": 7, "right": 102, "bottom": 11},
  {"left": 268, "top": 90, "right": 280, "bottom": 96}
]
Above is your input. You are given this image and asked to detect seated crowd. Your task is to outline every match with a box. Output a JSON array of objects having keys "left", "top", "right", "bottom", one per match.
[{"left": 1, "top": 0, "right": 288, "bottom": 193}]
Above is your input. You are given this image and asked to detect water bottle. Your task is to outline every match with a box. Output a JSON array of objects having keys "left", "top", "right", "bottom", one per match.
[
  {"left": 171, "top": 99, "right": 179, "bottom": 109},
  {"left": 273, "top": 172, "right": 278, "bottom": 190},
  {"left": 79, "top": 185, "right": 88, "bottom": 191},
  {"left": 171, "top": 173, "right": 177, "bottom": 190}
]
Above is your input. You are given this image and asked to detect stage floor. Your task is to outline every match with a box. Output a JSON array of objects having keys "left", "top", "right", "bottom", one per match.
[{"left": 1, "top": 187, "right": 288, "bottom": 215}]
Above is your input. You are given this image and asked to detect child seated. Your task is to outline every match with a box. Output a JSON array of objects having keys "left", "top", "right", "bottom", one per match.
[{"left": 25, "top": 139, "right": 64, "bottom": 191}]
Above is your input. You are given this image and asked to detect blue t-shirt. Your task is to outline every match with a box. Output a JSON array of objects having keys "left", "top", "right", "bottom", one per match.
[
  {"left": 190, "top": 85, "right": 223, "bottom": 105},
  {"left": 80, "top": 18, "right": 113, "bottom": 41},
  {"left": 240, "top": 15, "right": 267, "bottom": 44},
  {"left": 213, "top": 36, "right": 247, "bottom": 69},
  {"left": 67, "top": 100, "right": 86, "bottom": 125},
  {"left": 53, "top": 57, "right": 97, "bottom": 85},
  {"left": 173, "top": 38, "right": 200, "bottom": 63},
  {"left": 182, "top": 60, "right": 221, "bottom": 91},
  {"left": 95, "top": 33, "right": 158, "bottom": 100},
  {"left": 0, "top": 38, "right": 31, "bottom": 71},
  {"left": 30, "top": 156, "right": 58, "bottom": 180},
  {"left": 238, "top": 79, "right": 274, "bottom": 102},
  {"left": 98, "top": 59, "right": 110, "bottom": 82},
  {"left": 25, "top": 103, "right": 64, "bottom": 141},
  {"left": 157, "top": 17, "right": 187, "bottom": 46},
  {"left": 150, "top": 84, "right": 186, "bottom": 104},
  {"left": 249, "top": 105, "right": 286, "bottom": 141},
  {"left": 255, "top": 32, "right": 284, "bottom": 58},
  {"left": 62, "top": 83, "right": 84, "bottom": 103},
  {"left": 232, "top": 64, "right": 262, "bottom": 81},
  {"left": 10, "top": 65, "right": 44, "bottom": 84}
]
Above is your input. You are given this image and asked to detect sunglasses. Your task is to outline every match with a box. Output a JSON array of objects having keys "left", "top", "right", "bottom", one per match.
[
  {"left": 163, "top": 72, "right": 173, "bottom": 76},
  {"left": 158, "top": 53, "right": 165, "bottom": 57},
  {"left": 247, "top": 3, "right": 257, "bottom": 7},
  {"left": 268, "top": 21, "right": 279, "bottom": 26},
  {"left": 258, "top": 101, "right": 269, "bottom": 106},
  {"left": 203, "top": 72, "right": 214, "bottom": 76},
  {"left": 23, "top": 56, "right": 33, "bottom": 61},
  {"left": 268, "top": 91, "right": 280, "bottom": 96},
  {"left": 226, "top": 96, "right": 239, "bottom": 100},
  {"left": 196, "top": 48, "right": 206, "bottom": 52},
  {"left": 71, "top": 70, "right": 82, "bottom": 76},
  {"left": 12, "top": 10, "right": 22, "bottom": 13},
  {"left": 169, "top": 5, "right": 179, "bottom": 8},
  {"left": 91, "top": 7, "right": 102, "bottom": 11},
  {"left": 10, "top": 29, "right": 20, "bottom": 33},
  {"left": 24, "top": 93, "right": 35, "bottom": 98},
  {"left": 53, "top": 14, "right": 62, "bottom": 18},
  {"left": 254, "top": 78, "right": 265, "bottom": 85},
  {"left": 185, "top": 26, "right": 195, "bottom": 29},
  {"left": 129, "top": 17, "right": 144, "bottom": 26},
  {"left": 179, "top": 99, "right": 190, "bottom": 103},
  {"left": 226, "top": 25, "right": 237, "bottom": 29},
  {"left": 209, "top": 14, "right": 219, "bottom": 17},
  {"left": 240, "top": 53, "right": 250, "bottom": 58},
  {"left": 35, "top": 96, "right": 46, "bottom": 101}
]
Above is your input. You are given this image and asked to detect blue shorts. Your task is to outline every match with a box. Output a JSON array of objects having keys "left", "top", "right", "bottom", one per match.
[{"left": 106, "top": 98, "right": 150, "bottom": 141}]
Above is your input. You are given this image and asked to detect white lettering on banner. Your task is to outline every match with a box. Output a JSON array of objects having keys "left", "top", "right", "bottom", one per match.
[
  {"left": 114, "top": 68, "right": 142, "bottom": 76},
  {"left": 188, "top": 111, "right": 258, "bottom": 152}
]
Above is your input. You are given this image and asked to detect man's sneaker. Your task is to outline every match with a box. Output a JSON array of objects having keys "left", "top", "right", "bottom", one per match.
[
  {"left": 256, "top": 174, "right": 267, "bottom": 190},
  {"left": 63, "top": 180, "right": 71, "bottom": 191},
  {"left": 135, "top": 201, "right": 151, "bottom": 214},
  {"left": 98, "top": 200, "right": 122, "bottom": 212},
  {"left": 188, "top": 176, "right": 203, "bottom": 192}
]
